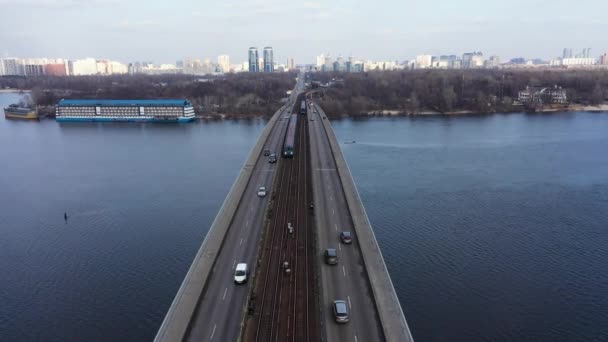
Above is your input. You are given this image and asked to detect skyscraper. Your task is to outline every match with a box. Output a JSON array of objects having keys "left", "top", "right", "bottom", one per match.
[
  {"left": 263, "top": 46, "right": 274, "bottom": 73},
  {"left": 248, "top": 47, "right": 259, "bottom": 72},
  {"left": 218, "top": 55, "right": 230, "bottom": 73}
]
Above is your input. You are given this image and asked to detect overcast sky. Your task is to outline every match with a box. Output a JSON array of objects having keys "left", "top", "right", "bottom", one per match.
[{"left": 0, "top": 0, "right": 605, "bottom": 64}]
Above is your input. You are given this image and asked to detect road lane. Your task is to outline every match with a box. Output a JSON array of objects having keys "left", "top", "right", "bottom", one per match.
[
  {"left": 309, "top": 103, "right": 385, "bottom": 342},
  {"left": 184, "top": 104, "right": 292, "bottom": 342}
]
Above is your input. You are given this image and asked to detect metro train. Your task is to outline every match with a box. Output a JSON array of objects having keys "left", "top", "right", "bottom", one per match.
[{"left": 283, "top": 113, "right": 297, "bottom": 158}]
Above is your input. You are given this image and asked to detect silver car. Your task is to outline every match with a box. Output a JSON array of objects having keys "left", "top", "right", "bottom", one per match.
[{"left": 333, "top": 300, "right": 349, "bottom": 323}]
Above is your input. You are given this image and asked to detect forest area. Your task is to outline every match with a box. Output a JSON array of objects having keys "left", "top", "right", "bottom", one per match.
[
  {"left": 311, "top": 69, "right": 608, "bottom": 117},
  {"left": 0, "top": 72, "right": 296, "bottom": 117}
]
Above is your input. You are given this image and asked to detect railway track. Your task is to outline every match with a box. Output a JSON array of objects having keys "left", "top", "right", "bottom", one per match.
[{"left": 244, "top": 94, "right": 319, "bottom": 342}]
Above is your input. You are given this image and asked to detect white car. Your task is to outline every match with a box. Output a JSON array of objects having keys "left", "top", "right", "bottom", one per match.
[
  {"left": 234, "top": 263, "right": 248, "bottom": 284},
  {"left": 257, "top": 186, "right": 267, "bottom": 197}
]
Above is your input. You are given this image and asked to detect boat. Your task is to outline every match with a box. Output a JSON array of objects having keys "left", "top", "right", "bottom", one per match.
[
  {"left": 55, "top": 99, "right": 196, "bottom": 123},
  {"left": 4, "top": 104, "right": 39, "bottom": 120}
]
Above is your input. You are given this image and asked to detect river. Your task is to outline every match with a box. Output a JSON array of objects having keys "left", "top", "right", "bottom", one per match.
[{"left": 1, "top": 93, "right": 607, "bottom": 341}]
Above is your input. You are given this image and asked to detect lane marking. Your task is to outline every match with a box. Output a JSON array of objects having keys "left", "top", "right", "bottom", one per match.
[
  {"left": 246, "top": 220, "right": 249, "bottom": 227},
  {"left": 222, "top": 287, "right": 228, "bottom": 301},
  {"left": 240, "top": 238, "right": 244, "bottom": 246},
  {"left": 338, "top": 244, "right": 342, "bottom": 251},
  {"left": 355, "top": 335, "right": 358, "bottom": 342},
  {"left": 342, "top": 265, "right": 346, "bottom": 277},
  {"left": 332, "top": 208, "right": 335, "bottom": 215},
  {"left": 330, "top": 195, "right": 333, "bottom": 201},
  {"left": 348, "top": 296, "right": 352, "bottom": 309},
  {"left": 334, "top": 223, "right": 338, "bottom": 231},
  {"left": 210, "top": 323, "right": 216, "bottom": 340},
  {"left": 233, "top": 259, "right": 236, "bottom": 268}
]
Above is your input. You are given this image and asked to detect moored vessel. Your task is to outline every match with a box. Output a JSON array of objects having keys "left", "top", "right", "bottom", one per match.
[{"left": 3, "top": 104, "right": 39, "bottom": 120}]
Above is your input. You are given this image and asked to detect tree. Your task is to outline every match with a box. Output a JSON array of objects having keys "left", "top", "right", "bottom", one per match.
[{"left": 591, "top": 83, "right": 604, "bottom": 105}]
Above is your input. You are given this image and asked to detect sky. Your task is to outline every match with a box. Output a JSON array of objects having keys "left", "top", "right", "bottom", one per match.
[{"left": 0, "top": 0, "right": 606, "bottom": 64}]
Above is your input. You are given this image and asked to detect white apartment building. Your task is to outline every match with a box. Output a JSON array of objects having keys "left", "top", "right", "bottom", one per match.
[
  {"left": 217, "top": 55, "right": 230, "bottom": 73},
  {"left": 415, "top": 55, "right": 433, "bottom": 69},
  {"left": 71, "top": 58, "right": 98, "bottom": 75}
]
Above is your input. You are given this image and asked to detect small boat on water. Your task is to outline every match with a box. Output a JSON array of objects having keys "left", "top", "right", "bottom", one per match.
[
  {"left": 344, "top": 140, "right": 356, "bottom": 144},
  {"left": 4, "top": 104, "right": 39, "bottom": 120}
]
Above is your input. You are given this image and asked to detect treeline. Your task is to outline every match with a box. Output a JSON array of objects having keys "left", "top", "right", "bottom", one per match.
[
  {"left": 311, "top": 69, "right": 608, "bottom": 117},
  {"left": 0, "top": 73, "right": 296, "bottom": 116}
]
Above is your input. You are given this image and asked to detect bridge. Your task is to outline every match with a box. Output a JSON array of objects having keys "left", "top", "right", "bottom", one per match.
[{"left": 154, "top": 76, "right": 413, "bottom": 342}]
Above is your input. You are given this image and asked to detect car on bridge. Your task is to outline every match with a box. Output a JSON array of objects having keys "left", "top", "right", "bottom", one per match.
[
  {"left": 268, "top": 154, "right": 277, "bottom": 163},
  {"left": 234, "top": 263, "right": 248, "bottom": 284},
  {"left": 263, "top": 149, "right": 271, "bottom": 156},
  {"left": 340, "top": 231, "right": 352, "bottom": 244},
  {"left": 332, "top": 300, "right": 350, "bottom": 323},
  {"left": 257, "top": 186, "right": 267, "bottom": 197},
  {"left": 324, "top": 248, "right": 338, "bottom": 265}
]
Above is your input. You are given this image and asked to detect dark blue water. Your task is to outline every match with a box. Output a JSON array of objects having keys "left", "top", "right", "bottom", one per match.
[
  {"left": 0, "top": 93, "right": 266, "bottom": 341},
  {"left": 332, "top": 114, "right": 608, "bottom": 342},
  {"left": 2, "top": 92, "right": 608, "bottom": 342}
]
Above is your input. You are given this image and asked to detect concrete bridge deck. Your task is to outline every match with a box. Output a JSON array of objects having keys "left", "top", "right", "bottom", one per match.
[{"left": 155, "top": 79, "right": 413, "bottom": 342}]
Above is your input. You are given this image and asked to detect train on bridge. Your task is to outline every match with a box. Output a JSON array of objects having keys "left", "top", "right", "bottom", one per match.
[{"left": 282, "top": 113, "right": 297, "bottom": 158}]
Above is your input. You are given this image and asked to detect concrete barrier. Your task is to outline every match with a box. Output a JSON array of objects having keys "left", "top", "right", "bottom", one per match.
[
  {"left": 154, "top": 106, "right": 286, "bottom": 342},
  {"left": 314, "top": 103, "right": 414, "bottom": 342}
]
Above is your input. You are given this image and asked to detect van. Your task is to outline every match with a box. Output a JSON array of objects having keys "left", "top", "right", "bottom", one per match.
[{"left": 234, "top": 263, "right": 248, "bottom": 284}]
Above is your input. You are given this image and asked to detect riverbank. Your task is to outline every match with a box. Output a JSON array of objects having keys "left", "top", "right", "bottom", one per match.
[
  {"left": 358, "top": 104, "right": 608, "bottom": 117},
  {"left": 0, "top": 89, "right": 30, "bottom": 93}
]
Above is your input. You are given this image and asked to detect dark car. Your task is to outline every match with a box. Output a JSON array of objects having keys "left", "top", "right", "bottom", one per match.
[
  {"left": 263, "top": 149, "right": 271, "bottom": 156},
  {"left": 339, "top": 231, "right": 352, "bottom": 244},
  {"left": 333, "top": 300, "right": 349, "bottom": 323},
  {"left": 324, "top": 248, "right": 338, "bottom": 265}
]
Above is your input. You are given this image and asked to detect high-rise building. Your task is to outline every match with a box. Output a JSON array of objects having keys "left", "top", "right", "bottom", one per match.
[
  {"left": 287, "top": 58, "right": 295, "bottom": 70},
  {"left": 316, "top": 54, "right": 325, "bottom": 68},
  {"left": 600, "top": 52, "right": 608, "bottom": 65},
  {"left": 248, "top": 47, "right": 259, "bottom": 72},
  {"left": 462, "top": 52, "right": 484, "bottom": 68},
  {"left": 563, "top": 48, "right": 573, "bottom": 59},
  {"left": 263, "top": 47, "right": 274, "bottom": 72},
  {"left": 71, "top": 58, "right": 98, "bottom": 75},
  {"left": 415, "top": 55, "right": 432, "bottom": 69},
  {"left": 1, "top": 58, "right": 25, "bottom": 76},
  {"left": 218, "top": 55, "right": 230, "bottom": 73}
]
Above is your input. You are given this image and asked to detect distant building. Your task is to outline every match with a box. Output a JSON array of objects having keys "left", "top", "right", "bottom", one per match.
[
  {"left": 218, "top": 55, "right": 230, "bottom": 73},
  {"left": 415, "top": 55, "right": 432, "bottom": 69},
  {"left": 562, "top": 57, "right": 596, "bottom": 66},
  {"left": 1, "top": 58, "right": 25, "bottom": 76},
  {"left": 316, "top": 54, "right": 325, "bottom": 68},
  {"left": 599, "top": 53, "right": 608, "bottom": 65},
  {"left": 563, "top": 48, "right": 573, "bottom": 59},
  {"left": 24, "top": 64, "right": 44, "bottom": 76},
  {"left": 71, "top": 58, "right": 98, "bottom": 75},
  {"left": 248, "top": 47, "right": 259, "bottom": 72},
  {"left": 518, "top": 86, "right": 568, "bottom": 106},
  {"left": 287, "top": 58, "right": 295, "bottom": 70},
  {"left": 263, "top": 47, "right": 274, "bottom": 72},
  {"left": 485, "top": 56, "right": 501, "bottom": 68},
  {"left": 45, "top": 63, "right": 68, "bottom": 76},
  {"left": 462, "top": 51, "right": 484, "bottom": 68}
]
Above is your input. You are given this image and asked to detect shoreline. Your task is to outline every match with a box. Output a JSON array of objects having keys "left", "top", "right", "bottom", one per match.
[
  {"left": 0, "top": 89, "right": 31, "bottom": 93},
  {"left": 356, "top": 104, "right": 608, "bottom": 118}
]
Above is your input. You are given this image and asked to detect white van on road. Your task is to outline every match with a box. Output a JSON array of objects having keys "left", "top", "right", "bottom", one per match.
[{"left": 234, "top": 263, "right": 248, "bottom": 284}]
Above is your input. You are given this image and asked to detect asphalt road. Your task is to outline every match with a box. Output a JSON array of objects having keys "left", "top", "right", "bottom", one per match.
[
  {"left": 308, "top": 103, "right": 385, "bottom": 342},
  {"left": 184, "top": 82, "right": 305, "bottom": 342}
]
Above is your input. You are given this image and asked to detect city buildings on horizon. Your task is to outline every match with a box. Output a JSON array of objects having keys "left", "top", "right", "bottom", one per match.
[{"left": 1, "top": 47, "right": 607, "bottom": 77}]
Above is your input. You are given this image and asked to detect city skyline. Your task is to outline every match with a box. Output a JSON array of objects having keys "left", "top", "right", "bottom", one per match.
[{"left": 0, "top": 0, "right": 606, "bottom": 63}]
